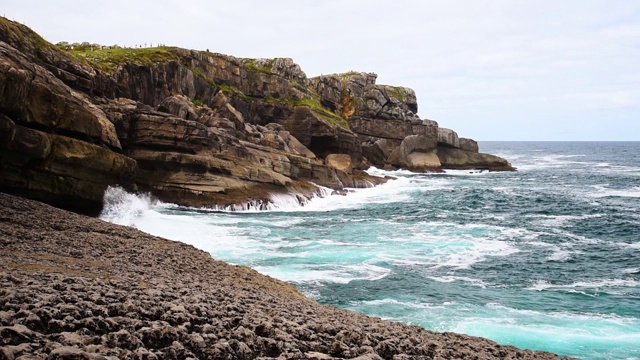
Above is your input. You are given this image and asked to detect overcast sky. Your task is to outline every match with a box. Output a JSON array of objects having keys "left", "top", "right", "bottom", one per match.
[{"left": 4, "top": 1, "right": 639, "bottom": 140}]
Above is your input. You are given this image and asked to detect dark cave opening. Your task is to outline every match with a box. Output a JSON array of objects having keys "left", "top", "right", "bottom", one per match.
[{"left": 309, "top": 136, "right": 339, "bottom": 159}]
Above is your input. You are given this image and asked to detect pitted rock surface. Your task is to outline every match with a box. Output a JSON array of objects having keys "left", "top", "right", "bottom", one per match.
[{"left": 0, "top": 193, "right": 566, "bottom": 359}]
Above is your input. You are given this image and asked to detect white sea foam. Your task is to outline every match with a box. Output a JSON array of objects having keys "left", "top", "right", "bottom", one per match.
[
  {"left": 589, "top": 184, "right": 640, "bottom": 199},
  {"left": 528, "top": 213, "right": 603, "bottom": 228},
  {"left": 255, "top": 262, "right": 391, "bottom": 284},
  {"left": 353, "top": 298, "right": 447, "bottom": 310},
  {"left": 428, "top": 276, "right": 488, "bottom": 288},
  {"left": 619, "top": 242, "right": 640, "bottom": 250},
  {"left": 432, "top": 239, "right": 520, "bottom": 269},
  {"left": 99, "top": 186, "right": 157, "bottom": 226},
  {"left": 512, "top": 154, "right": 599, "bottom": 171},
  {"left": 593, "top": 164, "right": 640, "bottom": 176},
  {"left": 623, "top": 268, "right": 640, "bottom": 274},
  {"left": 365, "top": 166, "right": 420, "bottom": 177},
  {"left": 527, "top": 279, "right": 640, "bottom": 292},
  {"left": 527, "top": 241, "right": 578, "bottom": 262},
  {"left": 546, "top": 249, "right": 574, "bottom": 262},
  {"left": 484, "top": 303, "right": 639, "bottom": 325},
  {"left": 385, "top": 221, "right": 526, "bottom": 269},
  {"left": 441, "top": 169, "right": 493, "bottom": 176}
]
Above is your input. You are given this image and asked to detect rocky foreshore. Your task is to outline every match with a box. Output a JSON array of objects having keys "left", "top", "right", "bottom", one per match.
[{"left": 0, "top": 193, "right": 566, "bottom": 360}]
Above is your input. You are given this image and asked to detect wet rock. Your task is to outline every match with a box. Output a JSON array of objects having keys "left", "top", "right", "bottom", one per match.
[{"left": 437, "top": 147, "right": 516, "bottom": 171}]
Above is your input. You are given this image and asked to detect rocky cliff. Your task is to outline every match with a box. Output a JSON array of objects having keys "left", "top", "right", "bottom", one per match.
[{"left": 0, "top": 18, "right": 513, "bottom": 215}]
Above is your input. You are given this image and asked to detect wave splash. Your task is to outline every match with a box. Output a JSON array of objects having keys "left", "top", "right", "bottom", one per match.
[{"left": 100, "top": 186, "right": 156, "bottom": 226}]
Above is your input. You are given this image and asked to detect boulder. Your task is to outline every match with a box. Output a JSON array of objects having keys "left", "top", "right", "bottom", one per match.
[
  {"left": 437, "top": 147, "right": 515, "bottom": 171},
  {"left": 130, "top": 112, "right": 214, "bottom": 154},
  {"left": 279, "top": 131, "right": 316, "bottom": 158},
  {"left": 309, "top": 73, "right": 418, "bottom": 121},
  {"left": 361, "top": 138, "right": 401, "bottom": 168},
  {"left": 437, "top": 128, "right": 460, "bottom": 149},
  {"left": 459, "top": 137, "right": 479, "bottom": 153},
  {"left": 325, "top": 154, "right": 353, "bottom": 174},
  {"left": 0, "top": 39, "right": 137, "bottom": 214},
  {"left": 5, "top": 124, "right": 52, "bottom": 163},
  {"left": 398, "top": 135, "right": 440, "bottom": 171},
  {"left": 157, "top": 94, "right": 198, "bottom": 120},
  {"left": 0, "top": 113, "right": 15, "bottom": 144},
  {"left": 404, "top": 150, "right": 441, "bottom": 171},
  {"left": 284, "top": 106, "right": 361, "bottom": 161},
  {"left": 400, "top": 134, "right": 437, "bottom": 156}
]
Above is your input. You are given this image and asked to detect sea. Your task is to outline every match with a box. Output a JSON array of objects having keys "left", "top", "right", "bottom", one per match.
[{"left": 101, "top": 142, "right": 640, "bottom": 360}]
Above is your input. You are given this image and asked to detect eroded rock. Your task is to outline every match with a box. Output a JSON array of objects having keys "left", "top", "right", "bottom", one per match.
[{"left": 0, "top": 193, "right": 563, "bottom": 360}]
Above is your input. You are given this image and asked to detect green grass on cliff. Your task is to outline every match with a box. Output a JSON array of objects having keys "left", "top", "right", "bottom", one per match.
[
  {"left": 387, "top": 86, "right": 408, "bottom": 102},
  {"left": 187, "top": 66, "right": 248, "bottom": 99},
  {"left": 69, "top": 47, "right": 178, "bottom": 73},
  {"left": 243, "top": 58, "right": 274, "bottom": 75},
  {"left": 266, "top": 96, "right": 349, "bottom": 129}
]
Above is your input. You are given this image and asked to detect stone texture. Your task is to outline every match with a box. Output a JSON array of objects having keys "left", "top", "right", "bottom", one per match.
[
  {"left": 0, "top": 193, "right": 563, "bottom": 360},
  {"left": 157, "top": 94, "right": 198, "bottom": 120},
  {"left": 437, "top": 147, "right": 516, "bottom": 171},
  {"left": 325, "top": 154, "right": 353, "bottom": 174},
  {"left": 437, "top": 127, "right": 460, "bottom": 149},
  {"left": 0, "top": 42, "right": 120, "bottom": 150},
  {"left": 398, "top": 135, "right": 441, "bottom": 171},
  {"left": 0, "top": 17, "right": 513, "bottom": 214},
  {"left": 459, "top": 137, "right": 479, "bottom": 153},
  {"left": 0, "top": 120, "right": 136, "bottom": 215}
]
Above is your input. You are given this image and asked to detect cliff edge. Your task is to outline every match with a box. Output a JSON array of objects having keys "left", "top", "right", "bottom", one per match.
[{"left": 0, "top": 18, "right": 514, "bottom": 215}]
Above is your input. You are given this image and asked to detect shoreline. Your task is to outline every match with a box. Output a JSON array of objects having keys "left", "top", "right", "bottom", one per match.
[{"left": 0, "top": 192, "right": 566, "bottom": 359}]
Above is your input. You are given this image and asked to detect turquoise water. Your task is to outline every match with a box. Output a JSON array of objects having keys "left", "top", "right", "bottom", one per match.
[{"left": 102, "top": 142, "right": 640, "bottom": 359}]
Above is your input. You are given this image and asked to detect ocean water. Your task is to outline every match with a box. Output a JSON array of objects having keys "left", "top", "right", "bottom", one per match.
[{"left": 101, "top": 142, "right": 640, "bottom": 360}]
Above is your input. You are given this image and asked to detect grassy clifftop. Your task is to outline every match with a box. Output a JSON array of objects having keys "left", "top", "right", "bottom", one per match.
[{"left": 66, "top": 47, "right": 178, "bottom": 73}]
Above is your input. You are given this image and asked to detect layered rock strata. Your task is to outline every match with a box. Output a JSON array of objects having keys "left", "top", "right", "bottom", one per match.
[
  {"left": 0, "top": 193, "right": 564, "bottom": 359},
  {"left": 310, "top": 73, "right": 513, "bottom": 172},
  {"left": 0, "top": 18, "right": 512, "bottom": 215}
]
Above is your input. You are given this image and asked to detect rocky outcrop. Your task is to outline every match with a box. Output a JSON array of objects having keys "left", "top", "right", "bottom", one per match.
[
  {"left": 437, "top": 147, "right": 514, "bottom": 171},
  {"left": 395, "top": 135, "right": 441, "bottom": 171},
  {"left": 0, "top": 18, "right": 386, "bottom": 212},
  {"left": 0, "top": 35, "right": 136, "bottom": 215},
  {"left": 309, "top": 72, "right": 513, "bottom": 172},
  {"left": 437, "top": 128, "right": 460, "bottom": 149},
  {"left": 325, "top": 154, "right": 353, "bottom": 173},
  {"left": 0, "top": 17, "right": 513, "bottom": 214},
  {"left": 459, "top": 137, "right": 479, "bottom": 153},
  {"left": 0, "top": 193, "right": 564, "bottom": 359}
]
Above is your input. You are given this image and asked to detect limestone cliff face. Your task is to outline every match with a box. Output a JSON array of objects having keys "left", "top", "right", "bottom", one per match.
[
  {"left": 0, "top": 24, "right": 136, "bottom": 215},
  {"left": 0, "top": 18, "right": 512, "bottom": 215},
  {"left": 309, "top": 72, "right": 514, "bottom": 172}
]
